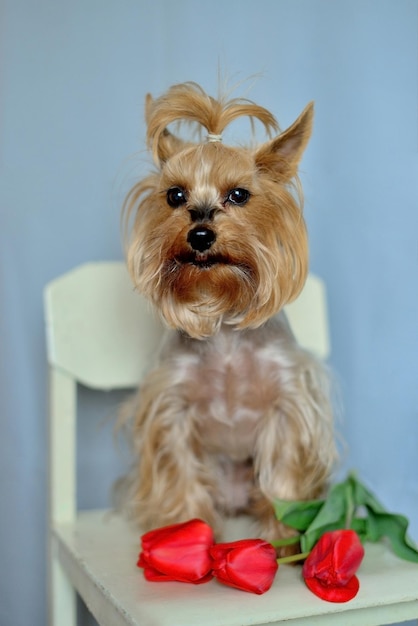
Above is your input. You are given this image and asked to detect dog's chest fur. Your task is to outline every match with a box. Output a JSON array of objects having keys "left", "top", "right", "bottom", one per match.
[{"left": 164, "top": 314, "right": 294, "bottom": 462}]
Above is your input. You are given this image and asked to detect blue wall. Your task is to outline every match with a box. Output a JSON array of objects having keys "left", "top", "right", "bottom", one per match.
[{"left": 1, "top": 1, "right": 417, "bottom": 625}]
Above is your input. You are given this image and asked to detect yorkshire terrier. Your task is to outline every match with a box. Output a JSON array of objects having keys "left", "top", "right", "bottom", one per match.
[{"left": 121, "top": 82, "right": 336, "bottom": 553}]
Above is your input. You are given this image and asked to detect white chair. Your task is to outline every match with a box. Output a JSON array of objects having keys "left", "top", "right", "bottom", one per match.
[{"left": 45, "top": 261, "right": 418, "bottom": 626}]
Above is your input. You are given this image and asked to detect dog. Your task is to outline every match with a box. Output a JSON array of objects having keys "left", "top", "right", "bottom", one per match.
[{"left": 121, "top": 82, "right": 336, "bottom": 554}]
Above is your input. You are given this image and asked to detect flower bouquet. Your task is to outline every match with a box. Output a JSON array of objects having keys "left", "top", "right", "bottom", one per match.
[{"left": 137, "top": 473, "right": 418, "bottom": 602}]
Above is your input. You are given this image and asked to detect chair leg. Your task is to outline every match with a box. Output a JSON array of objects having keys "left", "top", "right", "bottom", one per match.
[{"left": 49, "top": 550, "right": 76, "bottom": 626}]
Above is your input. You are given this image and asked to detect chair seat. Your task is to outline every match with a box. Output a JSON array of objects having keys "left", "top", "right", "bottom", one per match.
[{"left": 53, "top": 510, "right": 418, "bottom": 626}]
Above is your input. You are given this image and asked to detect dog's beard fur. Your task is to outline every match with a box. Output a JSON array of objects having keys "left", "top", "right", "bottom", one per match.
[{"left": 120, "top": 83, "right": 336, "bottom": 552}]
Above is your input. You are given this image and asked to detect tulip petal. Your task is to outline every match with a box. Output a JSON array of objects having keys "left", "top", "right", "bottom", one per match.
[
  {"left": 143, "top": 566, "right": 213, "bottom": 584},
  {"left": 303, "top": 530, "right": 364, "bottom": 587},
  {"left": 211, "top": 539, "right": 278, "bottom": 594},
  {"left": 304, "top": 574, "right": 360, "bottom": 602},
  {"left": 302, "top": 530, "right": 364, "bottom": 603},
  {"left": 138, "top": 519, "right": 214, "bottom": 584}
]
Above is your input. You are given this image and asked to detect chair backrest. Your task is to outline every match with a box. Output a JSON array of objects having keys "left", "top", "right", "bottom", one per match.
[
  {"left": 44, "top": 261, "right": 330, "bottom": 524},
  {"left": 45, "top": 261, "right": 330, "bottom": 389},
  {"left": 44, "top": 262, "right": 165, "bottom": 390}
]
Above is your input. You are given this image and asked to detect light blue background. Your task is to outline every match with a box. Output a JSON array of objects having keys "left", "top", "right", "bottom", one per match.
[{"left": 1, "top": 1, "right": 417, "bottom": 625}]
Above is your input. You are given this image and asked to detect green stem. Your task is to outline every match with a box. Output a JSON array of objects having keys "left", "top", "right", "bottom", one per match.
[
  {"left": 277, "top": 551, "right": 310, "bottom": 565},
  {"left": 271, "top": 535, "right": 301, "bottom": 548},
  {"left": 344, "top": 480, "right": 355, "bottom": 529}
]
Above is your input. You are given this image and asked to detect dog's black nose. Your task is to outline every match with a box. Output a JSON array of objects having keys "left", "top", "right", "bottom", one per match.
[{"left": 187, "top": 226, "right": 216, "bottom": 252}]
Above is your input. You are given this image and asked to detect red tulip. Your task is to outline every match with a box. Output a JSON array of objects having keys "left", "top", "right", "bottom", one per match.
[
  {"left": 137, "top": 519, "right": 214, "bottom": 584},
  {"left": 210, "top": 539, "right": 278, "bottom": 594},
  {"left": 302, "top": 529, "right": 365, "bottom": 602}
]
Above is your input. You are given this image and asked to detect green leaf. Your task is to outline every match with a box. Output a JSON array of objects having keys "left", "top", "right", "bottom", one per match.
[
  {"left": 273, "top": 472, "right": 418, "bottom": 562},
  {"left": 299, "top": 478, "right": 356, "bottom": 551},
  {"left": 350, "top": 517, "right": 369, "bottom": 542},
  {"left": 366, "top": 510, "right": 418, "bottom": 562},
  {"left": 273, "top": 498, "right": 324, "bottom": 531},
  {"left": 349, "top": 474, "right": 418, "bottom": 561},
  {"left": 350, "top": 474, "right": 386, "bottom": 513}
]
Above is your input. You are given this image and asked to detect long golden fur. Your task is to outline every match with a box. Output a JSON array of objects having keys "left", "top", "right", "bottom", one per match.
[{"left": 121, "top": 82, "right": 336, "bottom": 554}]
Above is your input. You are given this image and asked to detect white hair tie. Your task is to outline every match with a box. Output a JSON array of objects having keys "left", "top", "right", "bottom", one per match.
[{"left": 206, "top": 133, "right": 223, "bottom": 143}]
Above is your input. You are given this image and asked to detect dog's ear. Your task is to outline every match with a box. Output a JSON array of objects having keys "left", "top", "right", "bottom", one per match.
[
  {"left": 255, "top": 102, "right": 314, "bottom": 181},
  {"left": 153, "top": 128, "right": 187, "bottom": 164},
  {"left": 144, "top": 93, "right": 154, "bottom": 125},
  {"left": 145, "top": 94, "right": 187, "bottom": 164}
]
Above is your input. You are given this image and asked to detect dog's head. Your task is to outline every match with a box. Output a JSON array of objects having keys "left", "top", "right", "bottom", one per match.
[{"left": 124, "top": 82, "right": 313, "bottom": 339}]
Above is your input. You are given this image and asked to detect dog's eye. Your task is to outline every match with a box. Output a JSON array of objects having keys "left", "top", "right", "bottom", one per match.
[
  {"left": 166, "top": 186, "right": 187, "bottom": 208},
  {"left": 227, "top": 188, "right": 250, "bottom": 206}
]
